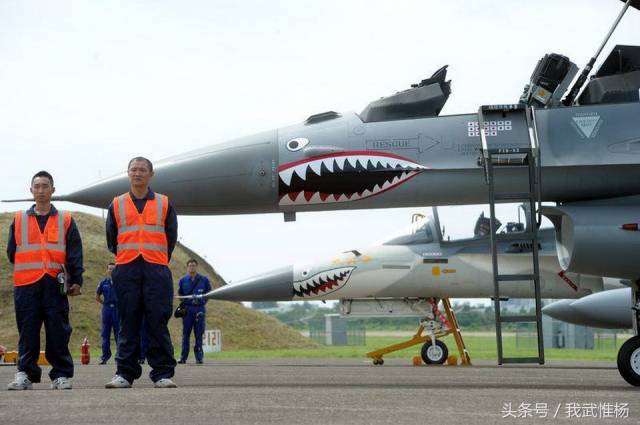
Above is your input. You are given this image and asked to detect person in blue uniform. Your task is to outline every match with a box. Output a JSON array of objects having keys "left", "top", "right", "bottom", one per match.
[
  {"left": 95, "top": 262, "right": 119, "bottom": 365},
  {"left": 177, "top": 259, "right": 212, "bottom": 364}
]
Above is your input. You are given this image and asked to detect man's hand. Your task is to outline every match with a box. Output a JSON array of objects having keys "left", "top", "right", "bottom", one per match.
[{"left": 68, "top": 284, "right": 82, "bottom": 296}]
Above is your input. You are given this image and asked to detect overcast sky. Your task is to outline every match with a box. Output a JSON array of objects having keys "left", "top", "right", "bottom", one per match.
[{"left": 1, "top": 0, "right": 638, "bottom": 286}]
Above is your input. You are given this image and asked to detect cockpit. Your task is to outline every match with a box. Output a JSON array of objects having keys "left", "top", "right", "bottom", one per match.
[
  {"left": 381, "top": 206, "right": 531, "bottom": 246},
  {"left": 381, "top": 214, "right": 438, "bottom": 245}
]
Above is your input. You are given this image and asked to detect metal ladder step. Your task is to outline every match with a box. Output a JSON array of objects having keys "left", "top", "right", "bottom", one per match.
[
  {"left": 496, "top": 274, "right": 537, "bottom": 282},
  {"left": 494, "top": 193, "right": 534, "bottom": 202},
  {"left": 495, "top": 232, "right": 536, "bottom": 241}
]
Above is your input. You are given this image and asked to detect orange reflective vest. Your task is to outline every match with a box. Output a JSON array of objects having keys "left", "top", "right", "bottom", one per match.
[
  {"left": 13, "top": 210, "right": 71, "bottom": 287},
  {"left": 113, "top": 192, "right": 169, "bottom": 266}
]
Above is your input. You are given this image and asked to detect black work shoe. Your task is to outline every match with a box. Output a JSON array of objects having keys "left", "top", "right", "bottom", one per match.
[
  {"left": 99, "top": 360, "right": 107, "bottom": 365},
  {"left": 177, "top": 360, "right": 186, "bottom": 364},
  {"left": 196, "top": 360, "right": 203, "bottom": 364}
]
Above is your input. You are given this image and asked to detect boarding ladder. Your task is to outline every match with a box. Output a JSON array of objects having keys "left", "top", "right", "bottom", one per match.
[{"left": 478, "top": 104, "right": 544, "bottom": 365}]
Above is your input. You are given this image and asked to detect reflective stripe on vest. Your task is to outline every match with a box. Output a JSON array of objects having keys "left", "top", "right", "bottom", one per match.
[
  {"left": 114, "top": 192, "right": 169, "bottom": 265},
  {"left": 13, "top": 211, "right": 69, "bottom": 286},
  {"left": 14, "top": 261, "right": 63, "bottom": 271}
]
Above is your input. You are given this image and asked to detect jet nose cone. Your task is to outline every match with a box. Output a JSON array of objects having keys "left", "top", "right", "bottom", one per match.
[
  {"left": 60, "top": 130, "right": 278, "bottom": 213},
  {"left": 61, "top": 174, "right": 130, "bottom": 209},
  {"left": 203, "top": 266, "right": 294, "bottom": 302},
  {"left": 542, "top": 299, "right": 578, "bottom": 323}
]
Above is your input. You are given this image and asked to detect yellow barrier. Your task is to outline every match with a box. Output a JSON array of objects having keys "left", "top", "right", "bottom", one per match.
[{"left": 2, "top": 351, "right": 49, "bottom": 366}]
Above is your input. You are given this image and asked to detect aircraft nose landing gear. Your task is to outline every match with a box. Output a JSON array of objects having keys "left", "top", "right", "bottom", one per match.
[
  {"left": 421, "top": 339, "right": 449, "bottom": 365},
  {"left": 366, "top": 298, "right": 470, "bottom": 366}
]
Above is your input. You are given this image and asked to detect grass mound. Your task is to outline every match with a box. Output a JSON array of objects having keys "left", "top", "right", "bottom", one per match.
[{"left": 0, "top": 211, "right": 314, "bottom": 353}]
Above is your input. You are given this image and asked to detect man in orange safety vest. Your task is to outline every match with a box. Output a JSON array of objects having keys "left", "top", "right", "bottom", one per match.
[
  {"left": 6, "top": 170, "right": 84, "bottom": 391},
  {"left": 104, "top": 157, "right": 178, "bottom": 389}
]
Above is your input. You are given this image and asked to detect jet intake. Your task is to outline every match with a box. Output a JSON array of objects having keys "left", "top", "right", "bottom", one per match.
[{"left": 542, "top": 206, "right": 640, "bottom": 280}]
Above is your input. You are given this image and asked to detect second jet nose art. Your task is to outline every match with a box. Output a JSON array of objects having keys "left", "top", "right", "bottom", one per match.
[
  {"left": 278, "top": 151, "right": 427, "bottom": 206},
  {"left": 292, "top": 266, "right": 356, "bottom": 299}
]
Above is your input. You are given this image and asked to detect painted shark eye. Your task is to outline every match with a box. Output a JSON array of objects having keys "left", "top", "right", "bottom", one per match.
[
  {"left": 302, "top": 269, "right": 309, "bottom": 276},
  {"left": 286, "top": 138, "right": 309, "bottom": 152}
]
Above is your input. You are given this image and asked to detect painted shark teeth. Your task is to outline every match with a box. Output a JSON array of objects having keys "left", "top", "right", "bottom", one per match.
[
  {"left": 293, "top": 267, "right": 355, "bottom": 298},
  {"left": 279, "top": 171, "right": 419, "bottom": 205},
  {"left": 280, "top": 155, "right": 426, "bottom": 182},
  {"left": 278, "top": 152, "right": 426, "bottom": 206}
]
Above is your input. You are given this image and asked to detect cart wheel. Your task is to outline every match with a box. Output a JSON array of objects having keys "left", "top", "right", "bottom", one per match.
[
  {"left": 617, "top": 335, "right": 640, "bottom": 386},
  {"left": 372, "top": 358, "right": 384, "bottom": 366},
  {"left": 421, "top": 340, "right": 448, "bottom": 365}
]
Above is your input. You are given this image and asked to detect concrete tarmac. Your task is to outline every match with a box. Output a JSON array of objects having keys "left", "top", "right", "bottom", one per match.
[{"left": 0, "top": 359, "right": 638, "bottom": 424}]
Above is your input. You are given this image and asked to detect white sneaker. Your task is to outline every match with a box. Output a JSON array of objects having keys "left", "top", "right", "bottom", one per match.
[
  {"left": 51, "top": 377, "right": 72, "bottom": 390},
  {"left": 154, "top": 378, "right": 177, "bottom": 388},
  {"left": 7, "top": 372, "right": 32, "bottom": 390},
  {"left": 105, "top": 375, "right": 131, "bottom": 389}
]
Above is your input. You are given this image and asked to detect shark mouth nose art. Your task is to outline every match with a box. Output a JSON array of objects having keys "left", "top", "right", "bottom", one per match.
[
  {"left": 293, "top": 267, "right": 356, "bottom": 299},
  {"left": 278, "top": 151, "right": 426, "bottom": 206}
]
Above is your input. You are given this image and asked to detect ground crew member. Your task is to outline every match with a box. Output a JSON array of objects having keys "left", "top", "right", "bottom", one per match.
[
  {"left": 104, "top": 157, "right": 178, "bottom": 389},
  {"left": 6, "top": 170, "right": 84, "bottom": 390},
  {"left": 96, "top": 262, "right": 118, "bottom": 364},
  {"left": 178, "top": 259, "right": 212, "bottom": 364}
]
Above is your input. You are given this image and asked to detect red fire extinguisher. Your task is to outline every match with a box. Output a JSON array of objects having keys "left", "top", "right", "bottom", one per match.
[{"left": 81, "top": 337, "right": 90, "bottom": 365}]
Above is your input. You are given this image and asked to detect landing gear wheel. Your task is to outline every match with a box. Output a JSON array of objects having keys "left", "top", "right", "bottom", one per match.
[
  {"left": 372, "top": 358, "right": 384, "bottom": 366},
  {"left": 421, "top": 340, "right": 448, "bottom": 365},
  {"left": 617, "top": 335, "right": 640, "bottom": 386}
]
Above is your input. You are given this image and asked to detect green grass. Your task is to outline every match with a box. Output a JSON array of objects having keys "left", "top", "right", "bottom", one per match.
[{"left": 201, "top": 335, "right": 630, "bottom": 362}]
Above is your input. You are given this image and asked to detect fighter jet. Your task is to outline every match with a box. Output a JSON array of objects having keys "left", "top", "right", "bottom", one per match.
[
  {"left": 190, "top": 209, "right": 608, "bottom": 366},
  {"left": 196, "top": 210, "right": 603, "bottom": 303},
  {"left": 32, "top": 63, "right": 640, "bottom": 218}
]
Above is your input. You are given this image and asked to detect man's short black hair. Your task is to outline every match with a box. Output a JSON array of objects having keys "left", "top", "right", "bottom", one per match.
[
  {"left": 107, "top": 262, "right": 115, "bottom": 267},
  {"left": 128, "top": 156, "right": 153, "bottom": 172},
  {"left": 187, "top": 259, "right": 198, "bottom": 266},
  {"left": 31, "top": 170, "right": 54, "bottom": 186}
]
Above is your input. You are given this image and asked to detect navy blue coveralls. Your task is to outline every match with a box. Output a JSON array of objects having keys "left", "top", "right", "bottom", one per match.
[
  {"left": 178, "top": 273, "right": 212, "bottom": 362},
  {"left": 6, "top": 205, "right": 84, "bottom": 382},
  {"left": 139, "top": 317, "right": 149, "bottom": 363},
  {"left": 106, "top": 189, "right": 177, "bottom": 384},
  {"left": 96, "top": 277, "right": 119, "bottom": 362}
]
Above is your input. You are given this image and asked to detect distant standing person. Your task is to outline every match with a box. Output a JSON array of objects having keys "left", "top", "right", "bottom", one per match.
[
  {"left": 104, "top": 157, "right": 178, "bottom": 389},
  {"left": 96, "top": 263, "right": 118, "bottom": 365},
  {"left": 6, "top": 170, "right": 84, "bottom": 390},
  {"left": 178, "top": 259, "right": 212, "bottom": 364}
]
